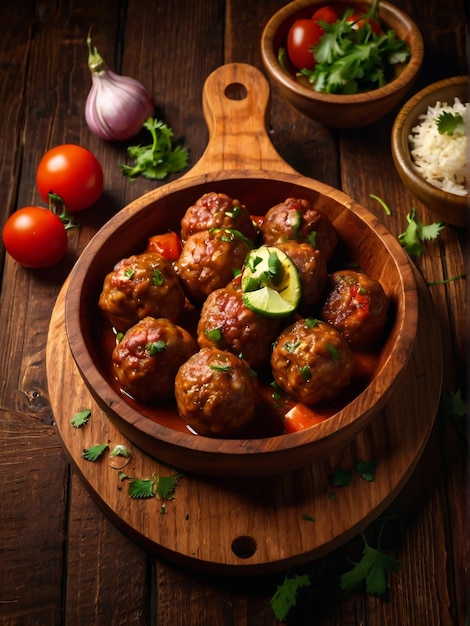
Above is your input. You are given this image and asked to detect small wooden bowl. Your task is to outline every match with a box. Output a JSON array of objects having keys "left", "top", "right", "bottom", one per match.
[
  {"left": 260, "top": 0, "right": 424, "bottom": 127},
  {"left": 391, "top": 76, "right": 469, "bottom": 228},
  {"left": 64, "top": 64, "right": 418, "bottom": 478}
]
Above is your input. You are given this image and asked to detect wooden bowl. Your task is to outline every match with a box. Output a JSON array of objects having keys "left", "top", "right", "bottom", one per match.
[
  {"left": 64, "top": 63, "right": 418, "bottom": 478},
  {"left": 391, "top": 75, "right": 469, "bottom": 228},
  {"left": 260, "top": 0, "right": 424, "bottom": 127}
]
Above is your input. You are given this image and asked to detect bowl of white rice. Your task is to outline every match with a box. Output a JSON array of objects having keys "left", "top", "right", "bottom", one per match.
[{"left": 391, "top": 75, "right": 468, "bottom": 227}]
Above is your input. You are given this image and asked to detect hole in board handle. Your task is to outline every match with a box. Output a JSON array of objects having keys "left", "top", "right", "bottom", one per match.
[
  {"left": 224, "top": 82, "right": 248, "bottom": 101},
  {"left": 231, "top": 535, "right": 257, "bottom": 559}
]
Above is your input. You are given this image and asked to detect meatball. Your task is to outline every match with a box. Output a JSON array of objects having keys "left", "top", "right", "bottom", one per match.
[
  {"left": 271, "top": 318, "right": 352, "bottom": 406},
  {"left": 197, "top": 277, "right": 280, "bottom": 370},
  {"left": 261, "top": 197, "right": 337, "bottom": 261},
  {"left": 321, "top": 270, "right": 390, "bottom": 348},
  {"left": 99, "top": 252, "right": 185, "bottom": 332},
  {"left": 180, "top": 191, "right": 257, "bottom": 243},
  {"left": 274, "top": 241, "right": 328, "bottom": 311},
  {"left": 174, "top": 348, "right": 258, "bottom": 437},
  {"left": 112, "top": 317, "right": 197, "bottom": 403},
  {"left": 175, "top": 228, "right": 251, "bottom": 303}
]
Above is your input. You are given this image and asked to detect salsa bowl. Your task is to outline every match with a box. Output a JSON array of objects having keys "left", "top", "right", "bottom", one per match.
[{"left": 64, "top": 64, "right": 418, "bottom": 477}]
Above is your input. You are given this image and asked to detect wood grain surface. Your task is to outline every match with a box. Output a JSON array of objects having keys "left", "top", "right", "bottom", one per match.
[{"left": 0, "top": 0, "right": 467, "bottom": 624}]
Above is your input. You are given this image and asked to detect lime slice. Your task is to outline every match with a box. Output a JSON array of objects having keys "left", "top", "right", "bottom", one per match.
[{"left": 241, "top": 246, "right": 301, "bottom": 317}]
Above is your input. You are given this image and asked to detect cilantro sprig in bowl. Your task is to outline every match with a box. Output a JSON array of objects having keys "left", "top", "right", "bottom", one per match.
[
  {"left": 391, "top": 76, "right": 468, "bottom": 228},
  {"left": 261, "top": 0, "right": 424, "bottom": 127}
]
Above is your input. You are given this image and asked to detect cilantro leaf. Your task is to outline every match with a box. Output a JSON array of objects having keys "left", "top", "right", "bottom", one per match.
[
  {"left": 119, "top": 118, "right": 189, "bottom": 181},
  {"left": 436, "top": 111, "right": 465, "bottom": 136},
  {"left": 82, "top": 442, "right": 108, "bottom": 461},
  {"left": 340, "top": 524, "right": 400, "bottom": 597},
  {"left": 128, "top": 473, "right": 157, "bottom": 499},
  {"left": 70, "top": 408, "right": 91, "bottom": 428},
  {"left": 270, "top": 574, "right": 311, "bottom": 622},
  {"left": 355, "top": 460, "right": 377, "bottom": 482},
  {"left": 156, "top": 473, "right": 183, "bottom": 501},
  {"left": 398, "top": 208, "right": 444, "bottom": 256},
  {"left": 328, "top": 467, "right": 352, "bottom": 487},
  {"left": 305, "top": 12, "right": 410, "bottom": 94}
]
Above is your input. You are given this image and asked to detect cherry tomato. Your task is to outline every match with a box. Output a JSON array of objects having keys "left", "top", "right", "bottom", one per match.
[
  {"left": 2, "top": 206, "right": 68, "bottom": 268},
  {"left": 36, "top": 144, "right": 104, "bottom": 212},
  {"left": 146, "top": 231, "right": 182, "bottom": 261},
  {"left": 346, "top": 12, "right": 382, "bottom": 34},
  {"left": 311, "top": 6, "right": 338, "bottom": 24},
  {"left": 287, "top": 19, "right": 324, "bottom": 70}
]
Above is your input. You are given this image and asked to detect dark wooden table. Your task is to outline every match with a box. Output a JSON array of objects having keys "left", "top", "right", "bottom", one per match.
[{"left": 0, "top": 1, "right": 467, "bottom": 624}]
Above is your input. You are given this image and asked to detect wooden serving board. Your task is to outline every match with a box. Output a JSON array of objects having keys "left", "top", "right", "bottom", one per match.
[{"left": 47, "top": 265, "right": 441, "bottom": 575}]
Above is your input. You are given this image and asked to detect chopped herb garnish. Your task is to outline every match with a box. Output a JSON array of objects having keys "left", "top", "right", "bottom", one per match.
[
  {"left": 326, "top": 343, "right": 340, "bottom": 361},
  {"left": 328, "top": 467, "right": 352, "bottom": 487},
  {"left": 270, "top": 574, "right": 311, "bottom": 622},
  {"left": 71, "top": 408, "right": 91, "bottom": 428},
  {"left": 146, "top": 340, "right": 166, "bottom": 355},
  {"left": 436, "top": 111, "right": 465, "bottom": 136},
  {"left": 124, "top": 268, "right": 135, "bottom": 279},
  {"left": 355, "top": 460, "right": 378, "bottom": 481},
  {"left": 152, "top": 269, "right": 164, "bottom": 286},
  {"left": 210, "top": 363, "right": 231, "bottom": 373},
  {"left": 340, "top": 520, "right": 400, "bottom": 597},
  {"left": 284, "top": 339, "right": 301, "bottom": 353},
  {"left": 398, "top": 207, "right": 444, "bottom": 256},
  {"left": 205, "top": 327, "right": 222, "bottom": 342},
  {"left": 82, "top": 442, "right": 109, "bottom": 462},
  {"left": 370, "top": 193, "right": 392, "bottom": 215},
  {"left": 304, "top": 317, "right": 318, "bottom": 328},
  {"left": 299, "top": 365, "right": 312, "bottom": 381}
]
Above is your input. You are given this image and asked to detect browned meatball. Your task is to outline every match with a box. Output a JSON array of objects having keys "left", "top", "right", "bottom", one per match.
[
  {"left": 175, "top": 228, "right": 251, "bottom": 303},
  {"left": 274, "top": 241, "right": 328, "bottom": 311},
  {"left": 180, "top": 191, "right": 257, "bottom": 243},
  {"left": 112, "top": 317, "right": 197, "bottom": 403},
  {"left": 197, "top": 277, "right": 280, "bottom": 370},
  {"left": 174, "top": 348, "right": 258, "bottom": 437},
  {"left": 321, "top": 270, "right": 390, "bottom": 348},
  {"left": 261, "top": 197, "right": 337, "bottom": 261},
  {"left": 271, "top": 318, "right": 352, "bottom": 406},
  {"left": 99, "top": 252, "right": 185, "bottom": 332}
]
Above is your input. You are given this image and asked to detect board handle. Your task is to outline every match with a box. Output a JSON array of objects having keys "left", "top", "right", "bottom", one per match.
[{"left": 187, "top": 63, "right": 297, "bottom": 177}]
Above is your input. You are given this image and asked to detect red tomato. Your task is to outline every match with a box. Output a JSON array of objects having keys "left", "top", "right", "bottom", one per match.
[
  {"left": 36, "top": 144, "right": 104, "bottom": 212},
  {"left": 287, "top": 19, "right": 324, "bottom": 70},
  {"left": 346, "top": 12, "right": 382, "bottom": 34},
  {"left": 311, "top": 6, "right": 338, "bottom": 24},
  {"left": 146, "top": 231, "right": 182, "bottom": 261},
  {"left": 2, "top": 206, "right": 68, "bottom": 268}
]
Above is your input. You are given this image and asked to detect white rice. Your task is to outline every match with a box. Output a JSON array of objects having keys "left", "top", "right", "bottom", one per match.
[{"left": 408, "top": 97, "right": 468, "bottom": 196}]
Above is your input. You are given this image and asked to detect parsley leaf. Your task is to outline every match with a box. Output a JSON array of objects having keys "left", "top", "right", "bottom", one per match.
[
  {"left": 270, "top": 573, "right": 311, "bottom": 622},
  {"left": 398, "top": 208, "right": 444, "bottom": 256},
  {"left": 70, "top": 408, "right": 91, "bottom": 428},
  {"left": 340, "top": 527, "right": 400, "bottom": 597},
  {"left": 436, "top": 111, "right": 465, "bottom": 136},
  {"left": 119, "top": 118, "right": 189, "bottom": 181},
  {"left": 82, "top": 442, "right": 108, "bottom": 461}
]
